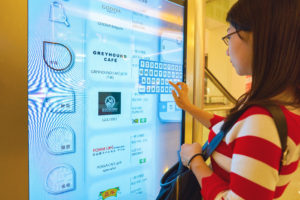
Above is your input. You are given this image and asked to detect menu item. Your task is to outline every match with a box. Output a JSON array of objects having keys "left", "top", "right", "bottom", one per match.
[
  {"left": 49, "top": 1, "right": 70, "bottom": 27},
  {"left": 43, "top": 41, "right": 73, "bottom": 71},
  {"left": 46, "top": 165, "right": 75, "bottom": 194},
  {"left": 87, "top": 129, "right": 153, "bottom": 176},
  {"left": 46, "top": 127, "right": 75, "bottom": 154},
  {"left": 44, "top": 87, "right": 75, "bottom": 113},
  {"left": 88, "top": 169, "right": 152, "bottom": 200},
  {"left": 86, "top": 39, "right": 132, "bottom": 82}
]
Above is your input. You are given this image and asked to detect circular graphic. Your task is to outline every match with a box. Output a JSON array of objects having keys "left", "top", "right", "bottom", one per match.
[
  {"left": 105, "top": 96, "right": 115, "bottom": 108},
  {"left": 43, "top": 41, "right": 73, "bottom": 71},
  {"left": 46, "top": 165, "right": 75, "bottom": 194},
  {"left": 46, "top": 127, "right": 75, "bottom": 155}
]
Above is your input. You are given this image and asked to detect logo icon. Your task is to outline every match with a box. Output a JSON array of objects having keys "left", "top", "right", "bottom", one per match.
[
  {"left": 98, "top": 187, "right": 120, "bottom": 200},
  {"left": 105, "top": 96, "right": 115, "bottom": 109},
  {"left": 98, "top": 92, "right": 121, "bottom": 115}
]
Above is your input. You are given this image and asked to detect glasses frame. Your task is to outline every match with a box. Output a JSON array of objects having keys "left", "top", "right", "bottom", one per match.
[{"left": 222, "top": 31, "right": 240, "bottom": 46}]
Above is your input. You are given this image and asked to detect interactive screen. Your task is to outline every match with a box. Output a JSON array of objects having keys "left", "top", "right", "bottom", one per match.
[{"left": 28, "top": 0, "right": 185, "bottom": 199}]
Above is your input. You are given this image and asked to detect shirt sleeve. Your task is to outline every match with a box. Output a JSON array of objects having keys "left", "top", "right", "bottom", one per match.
[
  {"left": 201, "top": 111, "right": 282, "bottom": 200},
  {"left": 209, "top": 114, "right": 225, "bottom": 129}
]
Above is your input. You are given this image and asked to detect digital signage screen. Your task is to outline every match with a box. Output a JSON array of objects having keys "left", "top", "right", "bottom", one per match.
[{"left": 28, "top": 0, "right": 186, "bottom": 199}]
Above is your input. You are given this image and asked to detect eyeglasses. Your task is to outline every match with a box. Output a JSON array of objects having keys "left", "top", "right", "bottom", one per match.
[{"left": 222, "top": 31, "right": 240, "bottom": 46}]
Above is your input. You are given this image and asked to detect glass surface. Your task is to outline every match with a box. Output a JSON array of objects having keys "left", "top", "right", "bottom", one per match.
[{"left": 28, "top": 0, "right": 185, "bottom": 199}]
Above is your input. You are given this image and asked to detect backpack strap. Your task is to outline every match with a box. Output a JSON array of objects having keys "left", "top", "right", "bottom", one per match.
[
  {"left": 201, "top": 130, "right": 225, "bottom": 161},
  {"left": 263, "top": 105, "right": 288, "bottom": 169}
]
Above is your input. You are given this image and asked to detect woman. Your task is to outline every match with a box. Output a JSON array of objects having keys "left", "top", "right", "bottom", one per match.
[{"left": 170, "top": 0, "right": 300, "bottom": 199}]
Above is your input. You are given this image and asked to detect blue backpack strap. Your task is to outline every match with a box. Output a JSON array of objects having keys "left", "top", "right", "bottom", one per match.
[{"left": 201, "top": 130, "right": 225, "bottom": 161}]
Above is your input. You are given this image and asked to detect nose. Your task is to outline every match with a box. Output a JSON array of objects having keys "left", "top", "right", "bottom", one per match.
[{"left": 226, "top": 48, "right": 229, "bottom": 56}]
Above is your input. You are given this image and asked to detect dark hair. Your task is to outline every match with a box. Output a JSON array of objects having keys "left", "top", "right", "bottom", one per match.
[{"left": 222, "top": 0, "right": 300, "bottom": 132}]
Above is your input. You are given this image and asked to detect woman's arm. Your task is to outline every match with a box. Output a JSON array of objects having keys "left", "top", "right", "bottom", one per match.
[
  {"left": 169, "top": 81, "right": 214, "bottom": 129},
  {"left": 180, "top": 143, "right": 213, "bottom": 187}
]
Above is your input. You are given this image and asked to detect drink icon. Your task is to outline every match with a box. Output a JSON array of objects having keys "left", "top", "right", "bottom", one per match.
[
  {"left": 46, "top": 165, "right": 75, "bottom": 194},
  {"left": 49, "top": 1, "right": 70, "bottom": 27},
  {"left": 46, "top": 127, "right": 75, "bottom": 154}
]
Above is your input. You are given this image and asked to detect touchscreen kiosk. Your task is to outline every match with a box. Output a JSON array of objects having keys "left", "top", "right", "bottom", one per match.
[{"left": 28, "top": 0, "right": 186, "bottom": 199}]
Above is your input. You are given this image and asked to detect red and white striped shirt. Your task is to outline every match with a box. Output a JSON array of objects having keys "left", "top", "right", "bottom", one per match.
[{"left": 201, "top": 106, "right": 300, "bottom": 200}]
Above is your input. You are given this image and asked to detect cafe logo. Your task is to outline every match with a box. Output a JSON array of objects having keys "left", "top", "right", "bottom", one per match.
[
  {"left": 93, "top": 50, "right": 128, "bottom": 63},
  {"left": 105, "top": 96, "right": 115, "bottom": 108},
  {"left": 99, "top": 92, "right": 121, "bottom": 115},
  {"left": 98, "top": 187, "right": 120, "bottom": 200}
]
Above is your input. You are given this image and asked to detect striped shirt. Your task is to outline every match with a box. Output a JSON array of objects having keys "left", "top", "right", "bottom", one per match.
[{"left": 201, "top": 106, "right": 300, "bottom": 200}]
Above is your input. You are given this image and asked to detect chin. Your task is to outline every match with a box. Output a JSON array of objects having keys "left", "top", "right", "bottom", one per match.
[
  {"left": 233, "top": 66, "right": 243, "bottom": 76},
  {"left": 233, "top": 65, "right": 250, "bottom": 76}
]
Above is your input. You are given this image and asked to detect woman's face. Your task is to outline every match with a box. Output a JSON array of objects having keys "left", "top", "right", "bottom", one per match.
[{"left": 226, "top": 25, "right": 253, "bottom": 76}]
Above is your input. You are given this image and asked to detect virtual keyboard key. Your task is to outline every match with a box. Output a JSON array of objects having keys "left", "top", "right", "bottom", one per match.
[
  {"left": 163, "top": 71, "right": 167, "bottom": 77},
  {"left": 159, "top": 71, "right": 162, "bottom": 77},
  {"left": 156, "top": 78, "right": 160, "bottom": 85},
  {"left": 156, "top": 86, "right": 160, "bottom": 92},
  {"left": 139, "top": 86, "right": 145, "bottom": 93},
  {"left": 151, "top": 86, "right": 155, "bottom": 92},
  {"left": 165, "top": 86, "right": 169, "bottom": 93},
  {"left": 150, "top": 62, "right": 154, "bottom": 68},
  {"left": 142, "top": 77, "right": 146, "bottom": 84},
  {"left": 149, "top": 69, "right": 153, "bottom": 76},
  {"left": 146, "top": 86, "right": 151, "bottom": 93}
]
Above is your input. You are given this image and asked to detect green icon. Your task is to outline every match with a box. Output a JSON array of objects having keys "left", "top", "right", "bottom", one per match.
[
  {"left": 132, "top": 119, "right": 139, "bottom": 124},
  {"left": 139, "top": 158, "right": 147, "bottom": 164},
  {"left": 140, "top": 118, "right": 147, "bottom": 123}
]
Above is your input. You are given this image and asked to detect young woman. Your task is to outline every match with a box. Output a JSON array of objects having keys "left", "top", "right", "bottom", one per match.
[{"left": 170, "top": 0, "right": 300, "bottom": 199}]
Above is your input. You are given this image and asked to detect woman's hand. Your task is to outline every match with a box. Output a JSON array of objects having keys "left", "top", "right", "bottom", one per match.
[
  {"left": 181, "top": 143, "right": 213, "bottom": 187},
  {"left": 169, "top": 81, "right": 193, "bottom": 112},
  {"left": 180, "top": 143, "right": 203, "bottom": 167}
]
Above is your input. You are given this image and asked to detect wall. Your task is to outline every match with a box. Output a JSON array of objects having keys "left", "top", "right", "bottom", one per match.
[{"left": 0, "top": 0, "right": 28, "bottom": 199}]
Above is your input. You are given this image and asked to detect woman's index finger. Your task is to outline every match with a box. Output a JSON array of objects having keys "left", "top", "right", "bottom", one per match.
[{"left": 169, "top": 81, "right": 181, "bottom": 93}]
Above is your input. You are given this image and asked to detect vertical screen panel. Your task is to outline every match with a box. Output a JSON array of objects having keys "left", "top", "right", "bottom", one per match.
[{"left": 28, "top": 0, "right": 185, "bottom": 199}]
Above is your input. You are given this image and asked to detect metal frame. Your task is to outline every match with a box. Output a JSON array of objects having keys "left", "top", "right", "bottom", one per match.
[{"left": 184, "top": 0, "right": 206, "bottom": 144}]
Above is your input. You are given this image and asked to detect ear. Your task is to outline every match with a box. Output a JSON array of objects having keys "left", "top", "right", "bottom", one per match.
[{"left": 239, "top": 31, "right": 253, "bottom": 44}]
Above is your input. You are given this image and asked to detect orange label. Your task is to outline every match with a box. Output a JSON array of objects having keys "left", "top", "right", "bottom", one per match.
[{"left": 99, "top": 187, "right": 119, "bottom": 200}]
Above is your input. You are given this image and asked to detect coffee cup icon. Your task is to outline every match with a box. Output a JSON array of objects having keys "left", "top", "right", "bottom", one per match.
[{"left": 49, "top": 1, "right": 70, "bottom": 27}]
